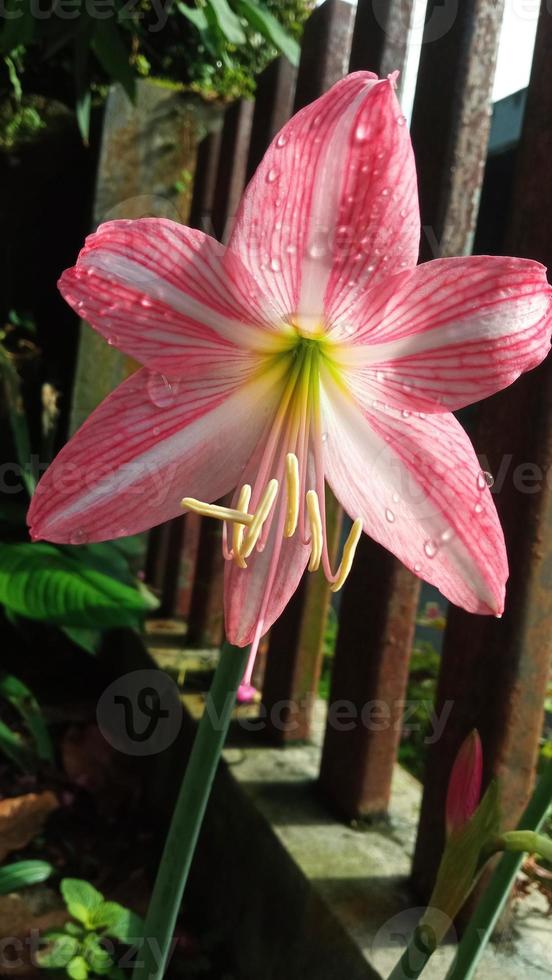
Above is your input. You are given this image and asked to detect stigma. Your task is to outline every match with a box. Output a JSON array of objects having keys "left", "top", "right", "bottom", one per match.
[{"left": 181, "top": 454, "right": 363, "bottom": 593}]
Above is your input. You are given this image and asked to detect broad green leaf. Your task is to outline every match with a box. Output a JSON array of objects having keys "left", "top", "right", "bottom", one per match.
[
  {"left": 237, "top": 0, "right": 300, "bottom": 65},
  {"left": 61, "top": 878, "right": 104, "bottom": 926},
  {"left": 36, "top": 934, "right": 79, "bottom": 969},
  {"left": 0, "top": 672, "right": 54, "bottom": 763},
  {"left": 0, "top": 543, "right": 158, "bottom": 628},
  {"left": 0, "top": 859, "right": 53, "bottom": 894},
  {"left": 67, "top": 955, "right": 89, "bottom": 980},
  {"left": 104, "top": 904, "right": 145, "bottom": 943},
  {"left": 82, "top": 932, "right": 114, "bottom": 974},
  {"left": 91, "top": 19, "right": 136, "bottom": 103},
  {"left": 207, "top": 0, "right": 246, "bottom": 44}
]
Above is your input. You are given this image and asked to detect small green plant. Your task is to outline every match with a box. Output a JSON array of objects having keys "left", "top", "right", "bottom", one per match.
[{"left": 38, "top": 879, "right": 144, "bottom": 980}]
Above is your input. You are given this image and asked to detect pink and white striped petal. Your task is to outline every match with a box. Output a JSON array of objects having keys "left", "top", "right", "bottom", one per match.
[
  {"left": 28, "top": 360, "right": 287, "bottom": 544},
  {"left": 229, "top": 72, "right": 419, "bottom": 326},
  {"left": 59, "top": 219, "right": 289, "bottom": 374},
  {"left": 320, "top": 378, "right": 507, "bottom": 615},
  {"left": 334, "top": 256, "right": 552, "bottom": 411}
]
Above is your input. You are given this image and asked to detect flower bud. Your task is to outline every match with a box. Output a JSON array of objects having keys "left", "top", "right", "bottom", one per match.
[{"left": 446, "top": 730, "right": 483, "bottom": 836}]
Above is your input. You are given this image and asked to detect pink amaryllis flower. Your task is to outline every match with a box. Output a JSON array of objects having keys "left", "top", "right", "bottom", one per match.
[
  {"left": 28, "top": 72, "right": 551, "bottom": 668},
  {"left": 445, "top": 730, "right": 483, "bottom": 836}
]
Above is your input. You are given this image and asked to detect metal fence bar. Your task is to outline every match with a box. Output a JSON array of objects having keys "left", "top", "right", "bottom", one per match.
[
  {"left": 246, "top": 56, "right": 297, "bottom": 182},
  {"left": 188, "top": 128, "right": 223, "bottom": 233},
  {"left": 259, "top": 0, "right": 355, "bottom": 742},
  {"left": 211, "top": 99, "right": 255, "bottom": 243},
  {"left": 318, "top": 0, "right": 419, "bottom": 818},
  {"left": 412, "top": 0, "right": 552, "bottom": 900}
]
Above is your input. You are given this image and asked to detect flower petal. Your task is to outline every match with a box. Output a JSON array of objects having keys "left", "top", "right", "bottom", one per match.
[
  {"left": 59, "top": 218, "right": 288, "bottom": 374},
  {"left": 320, "top": 379, "right": 507, "bottom": 615},
  {"left": 28, "top": 360, "right": 287, "bottom": 544},
  {"left": 229, "top": 72, "right": 419, "bottom": 325},
  {"left": 336, "top": 256, "right": 552, "bottom": 412}
]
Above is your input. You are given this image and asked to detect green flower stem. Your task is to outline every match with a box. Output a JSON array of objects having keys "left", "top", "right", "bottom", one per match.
[
  {"left": 132, "top": 640, "right": 250, "bottom": 980},
  {"left": 445, "top": 759, "right": 552, "bottom": 980},
  {"left": 387, "top": 923, "right": 437, "bottom": 980}
]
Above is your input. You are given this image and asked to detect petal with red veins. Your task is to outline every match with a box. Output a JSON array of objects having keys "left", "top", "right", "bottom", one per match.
[
  {"left": 59, "top": 218, "right": 289, "bottom": 374},
  {"left": 320, "top": 379, "right": 507, "bottom": 615},
  {"left": 336, "top": 256, "right": 552, "bottom": 411},
  {"left": 28, "top": 359, "right": 287, "bottom": 544},
  {"left": 229, "top": 72, "right": 419, "bottom": 325}
]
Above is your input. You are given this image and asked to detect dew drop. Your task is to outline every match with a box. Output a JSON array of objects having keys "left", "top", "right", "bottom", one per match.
[
  {"left": 440, "top": 528, "right": 454, "bottom": 544},
  {"left": 286, "top": 243, "right": 297, "bottom": 255},
  {"left": 414, "top": 562, "right": 422, "bottom": 573},
  {"left": 276, "top": 133, "right": 287, "bottom": 148},
  {"left": 266, "top": 168, "right": 278, "bottom": 184},
  {"left": 321, "top": 432, "right": 328, "bottom": 443},
  {"left": 147, "top": 372, "right": 180, "bottom": 408},
  {"left": 396, "top": 115, "right": 407, "bottom": 127},
  {"left": 392, "top": 492, "right": 400, "bottom": 504},
  {"left": 354, "top": 120, "right": 369, "bottom": 143},
  {"left": 140, "top": 296, "right": 153, "bottom": 308},
  {"left": 424, "top": 539, "right": 438, "bottom": 559},
  {"left": 307, "top": 238, "right": 328, "bottom": 260},
  {"left": 270, "top": 257, "right": 281, "bottom": 272},
  {"left": 381, "top": 187, "right": 390, "bottom": 197},
  {"left": 106, "top": 335, "right": 119, "bottom": 347},
  {"left": 70, "top": 529, "right": 88, "bottom": 545},
  {"left": 385, "top": 508, "right": 395, "bottom": 523},
  {"left": 401, "top": 410, "right": 411, "bottom": 419},
  {"left": 474, "top": 502, "right": 483, "bottom": 514},
  {"left": 477, "top": 470, "right": 494, "bottom": 490},
  {"left": 399, "top": 208, "right": 408, "bottom": 218}
]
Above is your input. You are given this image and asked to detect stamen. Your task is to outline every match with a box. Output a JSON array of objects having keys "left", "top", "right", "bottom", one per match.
[
  {"left": 330, "top": 518, "right": 363, "bottom": 592},
  {"left": 240, "top": 479, "right": 279, "bottom": 559},
  {"left": 181, "top": 497, "right": 254, "bottom": 526},
  {"left": 306, "top": 490, "right": 323, "bottom": 571},
  {"left": 232, "top": 484, "right": 252, "bottom": 568},
  {"left": 284, "top": 454, "right": 300, "bottom": 538}
]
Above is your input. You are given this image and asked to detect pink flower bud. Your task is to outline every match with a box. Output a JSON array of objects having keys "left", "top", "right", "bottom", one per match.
[{"left": 446, "top": 730, "right": 483, "bottom": 835}]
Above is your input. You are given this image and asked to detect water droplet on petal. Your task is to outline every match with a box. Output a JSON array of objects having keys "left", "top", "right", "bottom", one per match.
[
  {"left": 385, "top": 508, "right": 395, "bottom": 523},
  {"left": 266, "top": 168, "right": 278, "bottom": 184},
  {"left": 354, "top": 120, "right": 369, "bottom": 143},
  {"left": 401, "top": 409, "right": 411, "bottom": 419},
  {"left": 140, "top": 296, "right": 153, "bottom": 308},
  {"left": 424, "top": 539, "right": 438, "bottom": 559},
  {"left": 286, "top": 243, "right": 297, "bottom": 254},
  {"left": 270, "top": 257, "right": 281, "bottom": 272},
  {"left": 106, "top": 335, "right": 119, "bottom": 347},
  {"left": 414, "top": 562, "right": 422, "bottom": 573},
  {"left": 440, "top": 528, "right": 454, "bottom": 544},
  {"left": 307, "top": 237, "right": 328, "bottom": 260},
  {"left": 474, "top": 502, "right": 483, "bottom": 514},
  {"left": 396, "top": 115, "right": 407, "bottom": 127},
  {"left": 477, "top": 470, "right": 494, "bottom": 490},
  {"left": 70, "top": 529, "right": 88, "bottom": 545},
  {"left": 381, "top": 187, "right": 390, "bottom": 197},
  {"left": 147, "top": 372, "right": 180, "bottom": 408},
  {"left": 276, "top": 133, "right": 287, "bottom": 148},
  {"left": 321, "top": 432, "right": 328, "bottom": 443}
]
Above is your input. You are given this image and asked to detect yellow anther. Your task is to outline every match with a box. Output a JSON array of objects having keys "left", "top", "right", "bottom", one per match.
[
  {"left": 232, "top": 484, "right": 252, "bottom": 568},
  {"left": 330, "top": 518, "right": 363, "bottom": 592},
  {"left": 284, "top": 454, "right": 300, "bottom": 538},
  {"left": 240, "top": 479, "right": 279, "bottom": 559},
  {"left": 181, "top": 497, "right": 254, "bottom": 526},
  {"left": 306, "top": 490, "right": 323, "bottom": 571}
]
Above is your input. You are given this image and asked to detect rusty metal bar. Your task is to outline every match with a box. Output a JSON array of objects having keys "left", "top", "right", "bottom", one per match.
[
  {"left": 211, "top": 99, "right": 255, "bottom": 243},
  {"left": 259, "top": 0, "right": 355, "bottom": 743},
  {"left": 188, "top": 127, "right": 223, "bottom": 233},
  {"left": 412, "top": 0, "right": 552, "bottom": 901},
  {"left": 411, "top": 0, "right": 505, "bottom": 260},
  {"left": 350, "top": 0, "right": 416, "bottom": 90},
  {"left": 317, "top": 0, "right": 420, "bottom": 818},
  {"left": 246, "top": 57, "right": 297, "bottom": 182}
]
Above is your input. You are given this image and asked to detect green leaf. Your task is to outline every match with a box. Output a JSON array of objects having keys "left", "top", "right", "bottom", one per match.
[
  {"left": 91, "top": 19, "right": 136, "bottom": 103},
  {"left": 74, "top": 21, "right": 93, "bottom": 144},
  {"left": 0, "top": 718, "right": 36, "bottom": 772},
  {"left": 237, "top": 0, "right": 300, "bottom": 65},
  {"left": 0, "top": 860, "right": 53, "bottom": 894},
  {"left": 176, "top": 1, "right": 209, "bottom": 31},
  {"left": 82, "top": 933, "right": 114, "bottom": 974},
  {"left": 0, "top": 543, "right": 158, "bottom": 628},
  {"left": 61, "top": 878, "right": 104, "bottom": 927},
  {"left": 36, "top": 934, "right": 79, "bottom": 969},
  {"left": 0, "top": 672, "right": 54, "bottom": 763},
  {"left": 62, "top": 626, "right": 103, "bottom": 656},
  {"left": 103, "top": 904, "right": 145, "bottom": 943},
  {"left": 67, "top": 955, "right": 89, "bottom": 980},
  {"left": 207, "top": 0, "right": 246, "bottom": 44}
]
